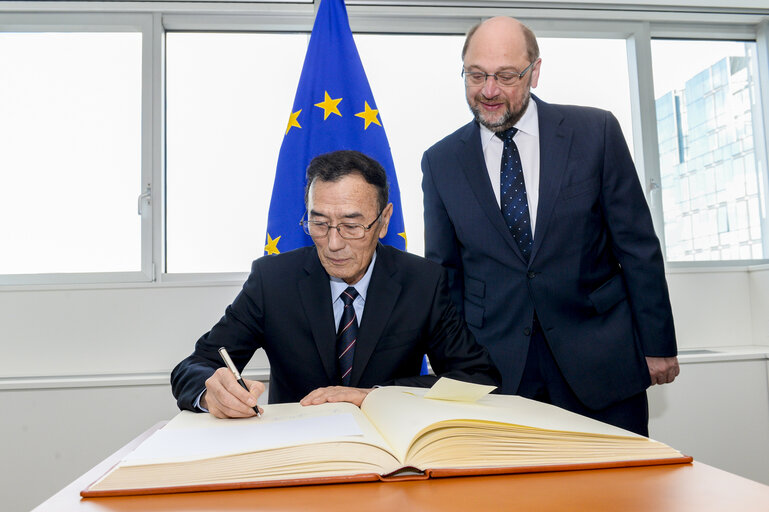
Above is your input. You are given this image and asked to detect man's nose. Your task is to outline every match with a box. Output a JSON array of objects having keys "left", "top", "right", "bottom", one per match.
[
  {"left": 482, "top": 75, "right": 501, "bottom": 98},
  {"left": 327, "top": 227, "right": 346, "bottom": 250}
]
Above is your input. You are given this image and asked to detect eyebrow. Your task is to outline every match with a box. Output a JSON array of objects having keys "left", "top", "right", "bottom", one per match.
[
  {"left": 309, "top": 209, "right": 365, "bottom": 221},
  {"left": 466, "top": 65, "right": 521, "bottom": 73}
]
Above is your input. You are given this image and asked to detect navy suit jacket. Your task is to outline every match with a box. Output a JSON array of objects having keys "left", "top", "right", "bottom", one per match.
[
  {"left": 171, "top": 244, "right": 499, "bottom": 408},
  {"left": 421, "top": 95, "right": 677, "bottom": 410}
]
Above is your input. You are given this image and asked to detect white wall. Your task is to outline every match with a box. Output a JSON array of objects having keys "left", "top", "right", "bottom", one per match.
[
  {"left": 1, "top": 383, "right": 178, "bottom": 512},
  {"left": 0, "top": 283, "right": 269, "bottom": 379},
  {"left": 648, "top": 352, "right": 769, "bottom": 484},
  {"left": 665, "top": 267, "right": 755, "bottom": 349},
  {"left": 1, "top": 267, "right": 759, "bottom": 382},
  {"left": 749, "top": 266, "right": 769, "bottom": 346}
]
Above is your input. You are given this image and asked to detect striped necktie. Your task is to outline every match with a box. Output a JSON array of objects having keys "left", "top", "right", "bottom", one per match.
[
  {"left": 336, "top": 287, "right": 359, "bottom": 386},
  {"left": 498, "top": 127, "right": 533, "bottom": 261}
]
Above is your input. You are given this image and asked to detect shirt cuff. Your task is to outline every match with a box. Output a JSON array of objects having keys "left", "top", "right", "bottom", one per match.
[{"left": 193, "top": 388, "right": 209, "bottom": 413}]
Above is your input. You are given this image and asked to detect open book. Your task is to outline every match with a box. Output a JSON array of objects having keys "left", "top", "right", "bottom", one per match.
[{"left": 82, "top": 384, "right": 691, "bottom": 496}]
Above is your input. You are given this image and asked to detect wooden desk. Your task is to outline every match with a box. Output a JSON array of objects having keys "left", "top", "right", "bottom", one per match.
[{"left": 34, "top": 423, "right": 769, "bottom": 512}]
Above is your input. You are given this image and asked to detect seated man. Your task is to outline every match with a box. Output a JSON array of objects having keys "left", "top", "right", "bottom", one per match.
[{"left": 171, "top": 150, "right": 500, "bottom": 418}]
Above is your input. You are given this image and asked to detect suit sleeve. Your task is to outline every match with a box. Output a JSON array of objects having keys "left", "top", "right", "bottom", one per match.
[
  {"left": 386, "top": 268, "right": 501, "bottom": 389},
  {"left": 421, "top": 150, "right": 465, "bottom": 315},
  {"left": 170, "top": 260, "right": 267, "bottom": 411},
  {"left": 600, "top": 112, "right": 677, "bottom": 357}
]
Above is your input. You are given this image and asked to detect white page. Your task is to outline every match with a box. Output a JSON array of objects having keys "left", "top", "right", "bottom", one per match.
[
  {"left": 362, "top": 386, "right": 647, "bottom": 461},
  {"left": 122, "top": 408, "right": 363, "bottom": 465}
]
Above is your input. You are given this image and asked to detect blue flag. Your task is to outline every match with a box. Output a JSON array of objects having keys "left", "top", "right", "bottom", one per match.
[{"left": 264, "top": 0, "right": 407, "bottom": 256}]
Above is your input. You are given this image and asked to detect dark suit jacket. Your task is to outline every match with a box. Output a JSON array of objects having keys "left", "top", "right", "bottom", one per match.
[
  {"left": 171, "top": 244, "right": 499, "bottom": 408},
  {"left": 421, "top": 95, "right": 677, "bottom": 410}
]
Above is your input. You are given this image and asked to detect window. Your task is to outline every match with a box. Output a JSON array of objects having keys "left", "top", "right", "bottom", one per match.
[
  {"left": 2, "top": 8, "right": 768, "bottom": 285},
  {"left": 351, "top": 34, "right": 467, "bottom": 258},
  {"left": 535, "top": 38, "right": 634, "bottom": 156},
  {"left": 165, "top": 33, "right": 634, "bottom": 268},
  {"left": 0, "top": 31, "right": 143, "bottom": 276},
  {"left": 652, "top": 40, "right": 768, "bottom": 261},
  {"left": 165, "top": 32, "right": 307, "bottom": 274}
]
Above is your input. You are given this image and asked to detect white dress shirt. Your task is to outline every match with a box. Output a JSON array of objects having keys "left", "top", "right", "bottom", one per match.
[
  {"left": 479, "top": 99, "right": 540, "bottom": 235},
  {"left": 329, "top": 251, "right": 376, "bottom": 329}
]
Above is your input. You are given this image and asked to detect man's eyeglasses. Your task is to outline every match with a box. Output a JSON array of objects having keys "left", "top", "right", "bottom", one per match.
[
  {"left": 300, "top": 209, "right": 384, "bottom": 240},
  {"left": 462, "top": 60, "right": 538, "bottom": 87}
]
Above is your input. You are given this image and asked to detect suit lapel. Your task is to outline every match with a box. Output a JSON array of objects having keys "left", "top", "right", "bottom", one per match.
[
  {"left": 349, "top": 245, "right": 400, "bottom": 387},
  {"left": 531, "top": 96, "right": 572, "bottom": 263},
  {"left": 297, "top": 248, "right": 338, "bottom": 383},
  {"left": 456, "top": 121, "right": 524, "bottom": 259}
]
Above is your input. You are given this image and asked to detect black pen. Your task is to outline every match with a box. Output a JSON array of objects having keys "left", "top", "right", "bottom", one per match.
[{"left": 218, "top": 346, "right": 261, "bottom": 417}]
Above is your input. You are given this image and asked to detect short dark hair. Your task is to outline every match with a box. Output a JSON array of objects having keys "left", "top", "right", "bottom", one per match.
[
  {"left": 304, "top": 150, "right": 389, "bottom": 212},
  {"left": 461, "top": 18, "right": 540, "bottom": 64}
]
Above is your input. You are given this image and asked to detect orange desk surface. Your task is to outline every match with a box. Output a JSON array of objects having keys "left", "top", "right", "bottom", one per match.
[{"left": 34, "top": 422, "right": 769, "bottom": 512}]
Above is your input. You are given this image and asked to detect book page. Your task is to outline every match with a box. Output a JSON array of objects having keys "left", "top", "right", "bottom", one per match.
[
  {"left": 423, "top": 377, "right": 496, "bottom": 402},
  {"left": 123, "top": 402, "right": 396, "bottom": 466},
  {"left": 361, "top": 386, "right": 649, "bottom": 464},
  {"left": 88, "top": 403, "right": 408, "bottom": 492}
]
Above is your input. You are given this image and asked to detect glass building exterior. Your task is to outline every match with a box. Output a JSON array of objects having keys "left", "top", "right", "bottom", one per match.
[{"left": 656, "top": 47, "right": 768, "bottom": 261}]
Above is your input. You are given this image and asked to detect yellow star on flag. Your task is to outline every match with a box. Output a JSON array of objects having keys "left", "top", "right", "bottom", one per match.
[
  {"left": 398, "top": 232, "right": 408, "bottom": 250},
  {"left": 314, "top": 91, "right": 343, "bottom": 120},
  {"left": 285, "top": 109, "right": 302, "bottom": 135},
  {"left": 264, "top": 233, "right": 281, "bottom": 255},
  {"left": 355, "top": 101, "right": 381, "bottom": 130}
]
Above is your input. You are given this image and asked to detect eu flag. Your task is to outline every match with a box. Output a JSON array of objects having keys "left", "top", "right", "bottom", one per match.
[{"left": 264, "top": 0, "right": 407, "bottom": 256}]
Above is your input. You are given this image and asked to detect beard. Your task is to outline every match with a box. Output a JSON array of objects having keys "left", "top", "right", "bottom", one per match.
[{"left": 468, "top": 87, "right": 531, "bottom": 133}]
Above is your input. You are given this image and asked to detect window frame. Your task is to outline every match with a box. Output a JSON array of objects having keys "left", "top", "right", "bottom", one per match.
[
  {"left": 648, "top": 21, "right": 769, "bottom": 267},
  {"left": 0, "top": 12, "right": 157, "bottom": 285},
  {"left": 1, "top": 3, "right": 768, "bottom": 287}
]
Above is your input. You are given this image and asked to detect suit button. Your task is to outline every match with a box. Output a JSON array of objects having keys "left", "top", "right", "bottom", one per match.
[
  {"left": 524, "top": 327, "right": 532, "bottom": 336},
  {"left": 527, "top": 271, "right": 536, "bottom": 279}
]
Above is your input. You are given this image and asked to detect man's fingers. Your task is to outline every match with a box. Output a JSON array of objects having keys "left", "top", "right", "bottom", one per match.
[
  {"left": 300, "top": 387, "right": 331, "bottom": 405},
  {"left": 205, "top": 390, "right": 253, "bottom": 418},
  {"left": 208, "top": 387, "right": 258, "bottom": 418},
  {"left": 665, "top": 364, "right": 680, "bottom": 383},
  {"left": 222, "top": 378, "right": 258, "bottom": 407},
  {"left": 300, "top": 386, "right": 371, "bottom": 407},
  {"left": 205, "top": 368, "right": 263, "bottom": 418},
  {"left": 646, "top": 356, "right": 680, "bottom": 386},
  {"left": 663, "top": 358, "right": 680, "bottom": 384},
  {"left": 215, "top": 370, "right": 257, "bottom": 407},
  {"left": 246, "top": 379, "right": 266, "bottom": 402}
]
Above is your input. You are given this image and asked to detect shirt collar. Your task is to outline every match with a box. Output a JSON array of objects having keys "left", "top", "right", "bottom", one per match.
[
  {"left": 516, "top": 96, "right": 538, "bottom": 137},
  {"left": 329, "top": 250, "right": 376, "bottom": 303}
]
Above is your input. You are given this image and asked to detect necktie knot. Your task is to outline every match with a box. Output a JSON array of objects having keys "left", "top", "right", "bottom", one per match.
[
  {"left": 496, "top": 127, "right": 518, "bottom": 143},
  {"left": 340, "top": 287, "right": 358, "bottom": 306}
]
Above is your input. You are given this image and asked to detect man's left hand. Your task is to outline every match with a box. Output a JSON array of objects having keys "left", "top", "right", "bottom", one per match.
[
  {"left": 300, "top": 386, "right": 373, "bottom": 407},
  {"left": 646, "top": 356, "right": 680, "bottom": 385}
]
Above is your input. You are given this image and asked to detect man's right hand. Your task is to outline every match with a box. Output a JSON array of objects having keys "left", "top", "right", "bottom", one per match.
[{"left": 201, "top": 367, "right": 265, "bottom": 418}]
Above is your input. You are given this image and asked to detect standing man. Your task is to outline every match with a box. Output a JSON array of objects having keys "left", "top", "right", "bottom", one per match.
[
  {"left": 172, "top": 150, "right": 499, "bottom": 418},
  {"left": 421, "top": 16, "right": 678, "bottom": 436}
]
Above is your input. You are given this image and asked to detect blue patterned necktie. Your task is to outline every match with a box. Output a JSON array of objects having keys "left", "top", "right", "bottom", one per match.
[
  {"left": 336, "top": 287, "right": 359, "bottom": 386},
  {"left": 498, "top": 127, "right": 533, "bottom": 261}
]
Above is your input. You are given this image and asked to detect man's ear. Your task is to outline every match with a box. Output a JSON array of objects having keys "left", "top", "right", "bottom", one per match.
[
  {"left": 530, "top": 58, "right": 541, "bottom": 89},
  {"left": 378, "top": 203, "right": 394, "bottom": 239}
]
